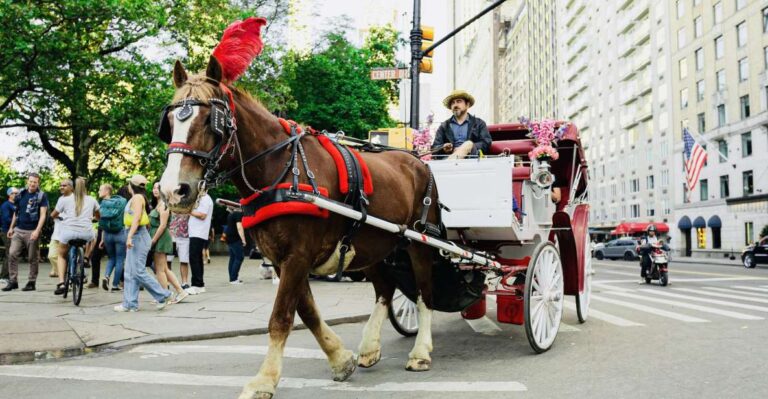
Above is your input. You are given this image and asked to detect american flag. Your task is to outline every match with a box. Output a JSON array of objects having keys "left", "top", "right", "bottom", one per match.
[{"left": 683, "top": 127, "right": 707, "bottom": 197}]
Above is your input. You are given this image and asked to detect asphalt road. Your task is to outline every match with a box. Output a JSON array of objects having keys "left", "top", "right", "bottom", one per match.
[{"left": 2, "top": 259, "right": 768, "bottom": 399}]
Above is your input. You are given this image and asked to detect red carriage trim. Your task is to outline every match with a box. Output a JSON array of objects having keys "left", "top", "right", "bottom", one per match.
[{"left": 240, "top": 183, "right": 330, "bottom": 228}]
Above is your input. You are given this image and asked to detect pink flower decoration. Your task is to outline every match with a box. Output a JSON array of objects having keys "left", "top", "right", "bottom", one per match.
[{"left": 519, "top": 117, "right": 568, "bottom": 161}]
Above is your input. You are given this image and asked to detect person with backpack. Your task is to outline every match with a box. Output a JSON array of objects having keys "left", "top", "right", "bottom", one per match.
[
  {"left": 98, "top": 183, "right": 127, "bottom": 291},
  {"left": 3, "top": 173, "right": 48, "bottom": 292}
]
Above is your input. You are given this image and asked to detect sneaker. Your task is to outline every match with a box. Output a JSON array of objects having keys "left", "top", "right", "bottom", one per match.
[
  {"left": 260, "top": 268, "right": 274, "bottom": 280},
  {"left": 2, "top": 281, "right": 19, "bottom": 291},
  {"left": 21, "top": 281, "right": 36, "bottom": 291},
  {"left": 181, "top": 283, "right": 190, "bottom": 290},
  {"left": 184, "top": 286, "right": 199, "bottom": 295},
  {"left": 54, "top": 283, "right": 65, "bottom": 295},
  {"left": 156, "top": 294, "right": 173, "bottom": 310},
  {"left": 111, "top": 286, "right": 121, "bottom": 292},
  {"left": 87, "top": 282, "right": 98, "bottom": 289},
  {"left": 0, "top": 278, "right": 9, "bottom": 285},
  {"left": 171, "top": 290, "right": 189, "bottom": 304},
  {"left": 113, "top": 305, "right": 138, "bottom": 312},
  {"left": 102, "top": 278, "right": 109, "bottom": 291},
  {"left": 229, "top": 280, "right": 244, "bottom": 285},
  {"left": 196, "top": 286, "right": 206, "bottom": 293}
]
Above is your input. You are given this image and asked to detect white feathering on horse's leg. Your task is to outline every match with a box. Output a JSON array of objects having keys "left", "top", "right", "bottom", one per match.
[
  {"left": 357, "top": 297, "right": 388, "bottom": 368},
  {"left": 239, "top": 334, "right": 284, "bottom": 399},
  {"left": 406, "top": 296, "right": 433, "bottom": 372},
  {"left": 311, "top": 241, "right": 355, "bottom": 276}
]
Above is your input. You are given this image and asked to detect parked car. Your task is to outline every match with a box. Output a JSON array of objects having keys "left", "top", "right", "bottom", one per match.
[
  {"left": 742, "top": 237, "right": 768, "bottom": 268},
  {"left": 593, "top": 239, "right": 639, "bottom": 261}
]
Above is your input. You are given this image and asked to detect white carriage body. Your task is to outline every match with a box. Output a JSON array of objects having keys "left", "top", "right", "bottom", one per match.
[{"left": 427, "top": 157, "right": 554, "bottom": 243}]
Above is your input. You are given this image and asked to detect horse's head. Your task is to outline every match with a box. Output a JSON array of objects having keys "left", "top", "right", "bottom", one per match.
[{"left": 158, "top": 57, "right": 233, "bottom": 213}]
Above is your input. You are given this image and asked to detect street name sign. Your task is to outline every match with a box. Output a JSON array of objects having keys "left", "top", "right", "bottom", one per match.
[{"left": 370, "top": 68, "right": 409, "bottom": 80}]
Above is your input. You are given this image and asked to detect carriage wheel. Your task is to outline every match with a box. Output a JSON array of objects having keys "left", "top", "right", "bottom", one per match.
[
  {"left": 524, "top": 242, "right": 564, "bottom": 353},
  {"left": 575, "top": 235, "right": 592, "bottom": 323},
  {"left": 388, "top": 288, "right": 419, "bottom": 337}
]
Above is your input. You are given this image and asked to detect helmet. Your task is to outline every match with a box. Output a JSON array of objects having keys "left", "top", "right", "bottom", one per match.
[{"left": 646, "top": 225, "right": 657, "bottom": 233}]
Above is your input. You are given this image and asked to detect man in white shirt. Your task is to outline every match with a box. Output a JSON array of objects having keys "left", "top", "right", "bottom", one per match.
[{"left": 187, "top": 193, "right": 213, "bottom": 294}]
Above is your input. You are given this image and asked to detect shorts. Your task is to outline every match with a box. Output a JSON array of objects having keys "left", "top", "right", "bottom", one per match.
[
  {"left": 176, "top": 237, "right": 190, "bottom": 264},
  {"left": 58, "top": 229, "right": 95, "bottom": 245}
]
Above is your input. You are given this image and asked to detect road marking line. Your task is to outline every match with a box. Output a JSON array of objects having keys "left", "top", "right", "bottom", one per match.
[
  {"left": 595, "top": 277, "right": 766, "bottom": 284},
  {"left": 591, "top": 294, "right": 709, "bottom": 322},
  {"left": 594, "top": 262, "right": 768, "bottom": 278},
  {"left": 563, "top": 301, "right": 644, "bottom": 327},
  {"left": 0, "top": 365, "right": 527, "bottom": 392},
  {"left": 732, "top": 285, "right": 768, "bottom": 293},
  {"left": 596, "top": 270, "right": 639, "bottom": 277},
  {"left": 130, "top": 345, "right": 328, "bottom": 359},
  {"left": 676, "top": 288, "right": 768, "bottom": 304},
  {"left": 704, "top": 287, "right": 768, "bottom": 298},
  {"left": 463, "top": 316, "right": 503, "bottom": 335},
  {"left": 608, "top": 291, "right": 763, "bottom": 320}
]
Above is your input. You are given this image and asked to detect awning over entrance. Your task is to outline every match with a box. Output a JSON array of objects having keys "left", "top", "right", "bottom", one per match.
[
  {"left": 707, "top": 215, "right": 722, "bottom": 228},
  {"left": 610, "top": 222, "right": 670, "bottom": 235},
  {"left": 677, "top": 216, "right": 692, "bottom": 229},
  {"left": 692, "top": 216, "right": 706, "bottom": 228}
]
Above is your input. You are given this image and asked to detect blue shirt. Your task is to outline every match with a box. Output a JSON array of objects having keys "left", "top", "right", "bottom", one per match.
[
  {"left": 1, "top": 200, "right": 15, "bottom": 232},
  {"left": 14, "top": 189, "right": 48, "bottom": 230},
  {"left": 449, "top": 116, "right": 470, "bottom": 147}
]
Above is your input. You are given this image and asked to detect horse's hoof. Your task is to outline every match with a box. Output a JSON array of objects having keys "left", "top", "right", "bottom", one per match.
[
  {"left": 405, "top": 357, "right": 431, "bottom": 372},
  {"left": 238, "top": 391, "right": 273, "bottom": 399},
  {"left": 358, "top": 349, "right": 381, "bottom": 368},
  {"left": 332, "top": 350, "right": 357, "bottom": 381}
]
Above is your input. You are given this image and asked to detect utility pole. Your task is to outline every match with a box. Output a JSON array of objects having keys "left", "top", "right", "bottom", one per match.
[{"left": 409, "top": 0, "right": 507, "bottom": 129}]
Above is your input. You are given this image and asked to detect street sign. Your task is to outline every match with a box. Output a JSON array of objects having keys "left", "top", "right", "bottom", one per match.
[{"left": 370, "top": 68, "right": 409, "bottom": 80}]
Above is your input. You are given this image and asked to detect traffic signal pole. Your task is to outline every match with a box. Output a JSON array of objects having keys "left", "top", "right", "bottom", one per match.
[{"left": 409, "top": 0, "right": 507, "bottom": 129}]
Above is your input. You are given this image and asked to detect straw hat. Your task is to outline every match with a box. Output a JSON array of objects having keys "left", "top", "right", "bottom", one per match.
[
  {"left": 126, "top": 175, "right": 148, "bottom": 187},
  {"left": 443, "top": 90, "right": 475, "bottom": 109}
]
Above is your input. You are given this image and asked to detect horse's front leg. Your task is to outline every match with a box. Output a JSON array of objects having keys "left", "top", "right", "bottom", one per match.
[
  {"left": 358, "top": 263, "right": 395, "bottom": 368},
  {"left": 239, "top": 264, "right": 301, "bottom": 399},
  {"left": 295, "top": 279, "right": 357, "bottom": 381},
  {"left": 405, "top": 247, "right": 434, "bottom": 372}
]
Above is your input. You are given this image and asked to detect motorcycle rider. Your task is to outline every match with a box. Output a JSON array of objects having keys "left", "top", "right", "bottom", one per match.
[{"left": 638, "top": 225, "right": 669, "bottom": 283}]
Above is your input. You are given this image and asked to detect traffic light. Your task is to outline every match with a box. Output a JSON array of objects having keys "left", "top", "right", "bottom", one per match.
[{"left": 420, "top": 25, "right": 434, "bottom": 73}]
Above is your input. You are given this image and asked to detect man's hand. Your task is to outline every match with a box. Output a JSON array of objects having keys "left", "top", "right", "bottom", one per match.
[
  {"left": 30, "top": 229, "right": 40, "bottom": 241},
  {"left": 6, "top": 230, "right": 12, "bottom": 239},
  {"left": 442, "top": 143, "right": 454, "bottom": 153}
]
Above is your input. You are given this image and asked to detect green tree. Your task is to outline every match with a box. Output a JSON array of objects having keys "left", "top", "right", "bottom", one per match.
[
  {"left": 760, "top": 225, "right": 768, "bottom": 240},
  {"left": 362, "top": 24, "right": 405, "bottom": 104},
  {"left": 282, "top": 29, "right": 397, "bottom": 139},
  {"left": 0, "top": 0, "right": 286, "bottom": 183}
]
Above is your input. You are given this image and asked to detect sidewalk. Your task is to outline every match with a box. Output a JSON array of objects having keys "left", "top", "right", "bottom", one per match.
[{"left": 0, "top": 257, "right": 374, "bottom": 364}]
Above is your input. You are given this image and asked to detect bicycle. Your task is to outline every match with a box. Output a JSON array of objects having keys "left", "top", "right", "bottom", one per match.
[{"left": 62, "top": 238, "right": 87, "bottom": 306}]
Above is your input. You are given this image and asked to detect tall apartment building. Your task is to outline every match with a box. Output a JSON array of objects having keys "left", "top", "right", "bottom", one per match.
[
  {"left": 670, "top": 0, "right": 768, "bottom": 259},
  {"left": 496, "top": 0, "right": 559, "bottom": 122},
  {"left": 558, "top": 0, "right": 675, "bottom": 236}
]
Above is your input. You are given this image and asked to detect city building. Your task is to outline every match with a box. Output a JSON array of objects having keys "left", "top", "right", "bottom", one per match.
[
  {"left": 558, "top": 0, "right": 675, "bottom": 238},
  {"left": 670, "top": 0, "right": 768, "bottom": 259}
]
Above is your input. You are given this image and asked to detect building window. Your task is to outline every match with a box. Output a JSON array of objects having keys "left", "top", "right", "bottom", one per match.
[
  {"left": 631, "top": 204, "right": 640, "bottom": 218},
  {"left": 738, "top": 58, "right": 749, "bottom": 81},
  {"left": 764, "top": 7, "right": 768, "bottom": 33},
  {"left": 743, "top": 170, "right": 754, "bottom": 195},
  {"left": 683, "top": 183, "right": 690, "bottom": 203},
  {"left": 677, "top": 0, "right": 685, "bottom": 18},
  {"left": 646, "top": 207, "right": 655, "bottom": 217},
  {"left": 661, "top": 169, "right": 669, "bottom": 187},
  {"left": 764, "top": 47, "right": 768, "bottom": 70},
  {"left": 647, "top": 175, "right": 655, "bottom": 190},
  {"left": 678, "top": 28, "right": 686, "bottom": 49},
  {"left": 740, "top": 95, "right": 750, "bottom": 119},
  {"left": 714, "top": 2, "right": 723, "bottom": 25},
  {"left": 679, "top": 58, "right": 688, "bottom": 79},
  {"left": 697, "top": 228, "right": 707, "bottom": 249},
  {"left": 692, "top": 16, "right": 702, "bottom": 38},
  {"left": 714, "top": 35, "right": 724, "bottom": 59},
  {"left": 720, "top": 175, "right": 730, "bottom": 198},
  {"left": 700, "top": 179, "right": 709, "bottom": 201},
  {"left": 681, "top": 88, "right": 689, "bottom": 109},
  {"left": 741, "top": 132, "right": 752, "bottom": 156},
  {"left": 696, "top": 80, "right": 705, "bottom": 102},
  {"left": 745, "top": 221, "right": 754, "bottom": 245},
  {"left": 712, "top": 227, "right": 722, "bottom": 249},
  {"left": 737, "top": 22, "right": 748, "bottom": 48},
  {"left": 697, "top": 112, "right": 706, "bottom": 133},
  {"left": 630, "top": 179, "right": 640, "bottom": 193},
  {"left": 718, "top": 139, "right": 728, "bottom": 162},
  {"left": 716, "top": 69, "right": 726, "bottom": 91},
  {"left": 695, "top": 48, "right": 704, "bottom": 71},
  {"left": 717, "top": 104, "right": 726, "bottom": 126}
]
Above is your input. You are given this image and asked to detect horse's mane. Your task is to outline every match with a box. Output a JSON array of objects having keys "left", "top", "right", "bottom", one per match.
[{"left": 172, "top": 75, "right": 273, "bottom": 121}]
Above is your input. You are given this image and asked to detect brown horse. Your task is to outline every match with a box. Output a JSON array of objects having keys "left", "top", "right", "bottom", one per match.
[{"left": 158, "top": 57, "right": 441, "bottom": 399}]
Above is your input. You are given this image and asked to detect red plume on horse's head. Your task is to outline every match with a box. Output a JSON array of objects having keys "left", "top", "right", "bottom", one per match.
[{"left": 212, "top": 17, "right": 267, "bottom": 83}]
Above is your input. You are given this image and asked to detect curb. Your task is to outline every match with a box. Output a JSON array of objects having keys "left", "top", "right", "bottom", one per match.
[{"left": 0, "top": 314, "right": 371, "bottom": 366}]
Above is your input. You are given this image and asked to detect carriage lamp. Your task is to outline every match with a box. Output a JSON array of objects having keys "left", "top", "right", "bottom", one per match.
[{"left": 534, "top": 168, "right": 555, "bottom": 188}]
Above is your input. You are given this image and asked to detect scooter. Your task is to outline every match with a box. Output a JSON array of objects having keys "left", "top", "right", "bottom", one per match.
[{"left": 638, "top": 242, "right": 669, "bottom": 286}]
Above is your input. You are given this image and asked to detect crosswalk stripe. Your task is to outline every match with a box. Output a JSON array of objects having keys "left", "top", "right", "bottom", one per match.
[
  {"left": 464, "top": 316, "right": 503, "bottom": 335},
  {"left": 608, "top": 291, "right": 763, "bottom": 320},
  {"left": 0, "top": 365, "right": 528, "bottom": 392},
  {"left": 732, "top": 285, "right": 768, "bottom": 293},
  {"left": 591, "top": 294, "right": 709, "bottom": 322},
  {"left": 130, "top": 345, "right": 328, "bottom": 359},
  {"left": 675, "top": 288, "right": 768, "bottom": 304},
  {"left": 705, "top": 287, "right": 768, "bottom": 298},
  {"left": 643, "top": 289, "right": 768, "bottom": 313},
  {"left": 563, "top": 301, "right": 644, "bottom": 327}
]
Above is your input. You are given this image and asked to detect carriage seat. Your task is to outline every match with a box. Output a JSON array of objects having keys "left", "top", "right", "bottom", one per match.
[{"left": 489, "top": 139, "right": 536, "bottom": 156}]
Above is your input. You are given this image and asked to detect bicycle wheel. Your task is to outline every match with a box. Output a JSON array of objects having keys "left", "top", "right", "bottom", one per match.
[{"left": 72, "top": 248, "right": 85, "bottom": 306}]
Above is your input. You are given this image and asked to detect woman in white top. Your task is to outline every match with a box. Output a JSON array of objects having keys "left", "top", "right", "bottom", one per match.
[{"left": 50, "top": 177, "right": 100, "bottom": 295}]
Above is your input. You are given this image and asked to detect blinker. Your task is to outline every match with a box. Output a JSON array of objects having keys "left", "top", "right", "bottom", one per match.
[{"left": 176, "top": 104, "right": 194, "bottom": 121}]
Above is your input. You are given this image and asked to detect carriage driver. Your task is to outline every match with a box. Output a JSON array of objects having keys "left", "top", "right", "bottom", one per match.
[{"left": 432, "top": 90, "right": 492, "bottom": 159}]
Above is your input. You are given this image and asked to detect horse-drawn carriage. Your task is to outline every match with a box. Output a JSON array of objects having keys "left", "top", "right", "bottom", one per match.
[{"left": 384, "top": 122, "right": 592, "bottom": 353}]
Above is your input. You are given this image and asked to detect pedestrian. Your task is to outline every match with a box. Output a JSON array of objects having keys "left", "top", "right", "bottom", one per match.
[
  {"left": 98, "top": 184, "right": 128, "bottom": 291},
  {"left": 114, "top": 175, "right": 173, "bottom": 312},
  {"left": 87, "top": 227, "right": 103, "bottom": 288},
  {"left": 225, "top": 206, "right": 246, "bottom": 284},
  {"left": 149, "top": 182, "right": 187, "bottom": 303},
  {"left": 48, "top": 179, "right": 74, "bottom": 278},
  {"left": 186, "top": 192, "right": 213, "bottom": 295},
  {"left": 431, "top": 90, "right": 492, "bottom": 159},
  {"left": 1, "top": 187, "right": 19, "bottom": 285},
  {"left": 3, "top": 173, "right": 49, "bottom": 292},
  {"left": 168, "top": 213, "right": 191, "bottom": 288},
  {"left": 50, "top": 177, "right": 100, "bottom": 295}
]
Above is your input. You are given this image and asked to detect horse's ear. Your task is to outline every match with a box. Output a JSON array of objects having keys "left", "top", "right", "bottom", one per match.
[
  {"left": 173, "top": 60, "right": 188, "bottom": 88},
  {"left": 206, "top": 56, "right": 223, "bottom": 82}
]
